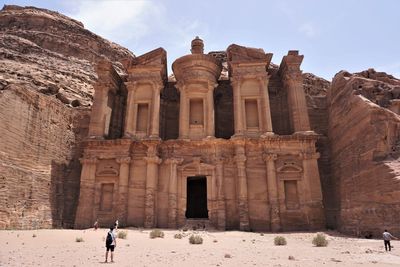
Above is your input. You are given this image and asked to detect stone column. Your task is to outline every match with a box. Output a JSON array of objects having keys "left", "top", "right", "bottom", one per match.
[
  {"left": 206, "top": 87, "right": 215, "bottom": 137},
  {"left": 179, "top": 86, "right": 189, "bottom": 139},
  {"left": 215, "top": 157, "right": 226, "bottom": 230},
  {"left": 234, "top": 142, "right": 250, "bottom": 231},
  {"left": 285, "top": 73, "right": 311, "bottom": 132},
  {"left": 258, "top": 77, "right": 273, "bottom": 133},
  {"left": 301, "top": 152, "right": 322, "bottom": 201},
  {"left": 232, "top": 79, "right": 244, "bottom": 135},
  {"left": 124, "top": 82, "right": 137, "bottom": 137},
  {"left": 75, "top": 157, "right": 97, "bottom": 228},
  {"left": 150, "top": 85, "right": 162, "bottom": 138},
  {"left": 263, "top": 153, "right": 281, "bottom": 232},
  {"left": 205, "top": 82, "right": 218, "bottom": 137},
  {"left": 88, "top": 86, "right": 110, "bottom": 138},
  {"left": 301, "top": 151, "right": 324, "bottom": 229},
  {"left": 166, "top": 158, "right": 183, "bottom": 228},
  {"left": 116, "top": 156, "right": 131, "bottom": 227},
  {"left": 144, "top": 155, "right": 161, "bottom": 228}
]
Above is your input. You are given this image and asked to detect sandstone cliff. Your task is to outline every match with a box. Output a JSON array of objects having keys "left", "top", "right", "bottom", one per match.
[
  {"left": 329, "top": 70, "right": 400, "bottom": 237},
  {"left": 0, "top": 5, "right": 133, "bottom": 229}
]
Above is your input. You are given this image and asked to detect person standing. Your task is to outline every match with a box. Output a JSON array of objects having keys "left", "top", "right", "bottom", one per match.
[
  {"left": 105, "top": 226, "right": 117, "bottom": 263},
  {"left": 383, "top": 229, "right": 398, "bottom": 251}
]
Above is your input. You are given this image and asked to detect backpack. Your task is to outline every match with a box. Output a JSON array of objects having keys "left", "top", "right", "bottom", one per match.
[{"left": 106, "top": 231, "right": 113, "bottom": 246}]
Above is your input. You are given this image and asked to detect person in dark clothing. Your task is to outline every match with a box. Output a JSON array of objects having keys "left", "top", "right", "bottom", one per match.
[{"left": 105, "top": 226, "right": 116, "bottom": 262}]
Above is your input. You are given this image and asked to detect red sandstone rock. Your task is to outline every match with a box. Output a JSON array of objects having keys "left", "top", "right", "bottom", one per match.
[
  {"left": 0, "top": 5, "right": 133, "bottom": 229},
  {"left": 329, "top": 70, "right": 400, "bottom": 237}
]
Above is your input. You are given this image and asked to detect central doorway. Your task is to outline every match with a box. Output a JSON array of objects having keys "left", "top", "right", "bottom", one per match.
[{"left": 186, "top": 176, "right": 208, "bottom": 218}]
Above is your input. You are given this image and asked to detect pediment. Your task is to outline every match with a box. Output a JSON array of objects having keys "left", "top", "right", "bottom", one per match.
[
  {"left": 277, "top": 163, "right": 302, "bottom": 173},
  {"left": 227, "top": 44, "right": 272, "bottom": 63},
  {"left": 96, "top": 161, "right": 119, "bottom": 177},
  {"left": 133, "top": 47, "right": 167, "bottom": 66}
]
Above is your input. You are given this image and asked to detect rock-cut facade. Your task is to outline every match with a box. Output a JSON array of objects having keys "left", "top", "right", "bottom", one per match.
[{"left": 75, "top": 38, "right": 325, "bottom": 231}]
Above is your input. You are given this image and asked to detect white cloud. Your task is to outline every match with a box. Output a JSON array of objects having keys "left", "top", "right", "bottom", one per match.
[
  {"left": 299, "top": 22, "right": 317, "bottom": 38},
  {"left": 67, "top": 0, "right": 162, "bottom": 43}
]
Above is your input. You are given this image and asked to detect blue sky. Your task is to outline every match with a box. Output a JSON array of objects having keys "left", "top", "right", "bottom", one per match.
[{"left": 1, "top": 0, "right": 399, "bottom": 80}]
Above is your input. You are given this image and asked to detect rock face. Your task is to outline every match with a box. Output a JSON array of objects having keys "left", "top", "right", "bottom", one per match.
[
  {"left": 329, "top": 70, "right": 400, "bottom": 237},
  {"left": 0, "top": 5, "right": 133, "bottom": 229}
]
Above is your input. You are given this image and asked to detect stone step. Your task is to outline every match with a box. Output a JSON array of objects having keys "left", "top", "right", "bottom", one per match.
[{"left": 183, "top": 219, "right": 215, "bottom": 231}]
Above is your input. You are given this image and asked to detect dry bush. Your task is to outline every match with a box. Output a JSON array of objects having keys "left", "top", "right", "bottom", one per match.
[
  {"left": 117, "top": 230, "right": 128, "bottom": 239},
  {"left": 174, "top": 233, "right": 183, "bottom": 239},
  {"left": 312, "top": 233, "right": 328, "bottom": 247},
  {"left": 274, "top": 236, "right": 287, "bottom": 246},
  {"left": 150, "top": 229, "right": 165, "bottom": 239},
  {"left": 189, "top": 234, "right": 203, "bottom": 244}
]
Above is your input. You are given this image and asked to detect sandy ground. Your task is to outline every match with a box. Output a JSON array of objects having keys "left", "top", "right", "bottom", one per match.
[{"left": 0, "top": 229, "right": 399, "bottom": 267}]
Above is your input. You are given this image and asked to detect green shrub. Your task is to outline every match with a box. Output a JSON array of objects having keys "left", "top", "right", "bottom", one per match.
[
  {"left": 189, "top": 234, "right": 203, "bottom": 244},
  {"left": 117, "top": 230, "right": 128, "bottom": 239},
  {"left": 75, "top": 237, "right": 84, "bottom": 242},
  {"left": 312, "top": 233, "right": 328, "bottom": 247},
  {"left": 274, "top": 236, "right": 287, "bottom": 246},
  {"left": 174, "top": 233, "right": 183, "bottom": 239},
  {"left": 150, "top": 229, "right": 164, "bottom": 239}
]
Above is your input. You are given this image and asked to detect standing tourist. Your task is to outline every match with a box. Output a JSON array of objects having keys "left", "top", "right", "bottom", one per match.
[
  {"left": 383, "top": 229, "right": 398, "bottom": 251},
  {"left": 105, "top": 226, "right": 116, "bottom": 263}
]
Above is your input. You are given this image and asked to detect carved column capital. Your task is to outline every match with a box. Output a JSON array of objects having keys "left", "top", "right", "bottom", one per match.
[
  {"left": 214, "top": 156, "right": 225, "bottom": 165},
  {"left": 125, "top": 81, "right": 138, "bottom": 91},
  {"left": 144, "top": 156, "right": 162, "bottom": 165},
  {"left": 299, "top": 152, "right": 320, "bottom": 160},
  {"left": 230, "top": 77, "right": 242, "bottom": 88},
  {"left": 263, "top": 153, "right": 278, "bottom": 162},
  {"left": 80, "top": 157, "right": 98, "bottom": 164},
  {"left": 234, "top": 155, "right": 247, "bottom": 164},
  {"left": 116, "top": 156, "right": 131, "bottom": 164},
  {"left": 164, "top": 158, "right": 184, "bottom": 165},
  {"left": 283, "top": 71, "right": 302, "bottom": 83}
]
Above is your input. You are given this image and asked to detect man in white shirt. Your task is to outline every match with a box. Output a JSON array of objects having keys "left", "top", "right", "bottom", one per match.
[{"left": 383, "top": 229, "right": 397, "bottom": 251}]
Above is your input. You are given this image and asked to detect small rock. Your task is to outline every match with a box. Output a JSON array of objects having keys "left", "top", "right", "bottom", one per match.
[
  {"left": 224, "top": 253, "right": 231, "bottom": 258},
  {"left": 365, "top": 248, "right": 373, "bottom": 254},
  {"left": 288, "top": 255, "right": 295, "bottom": 260},
  {"left": 331, "top": 258, "right": 341, "bottom": 262}
]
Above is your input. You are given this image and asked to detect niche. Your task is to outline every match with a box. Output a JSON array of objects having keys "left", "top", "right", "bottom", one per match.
[
  {"left": 284, "top": 180, "right": 299, "bottom": 210},
  {"left": 100, "top": 183, "right": 114, "bottom": 212},
  {"left": 245, "top": 99, "right": 259, "bottom": 128},
  {"left": 190, "top": 98, "right": 204, "bottom": 125},
  {"left": 136, "top": 103, "right": 149, "bottom": 132}
]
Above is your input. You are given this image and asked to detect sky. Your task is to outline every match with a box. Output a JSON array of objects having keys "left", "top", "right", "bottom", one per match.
[{"left": 1, "top": 0, "right": 399, "bottom": 80}]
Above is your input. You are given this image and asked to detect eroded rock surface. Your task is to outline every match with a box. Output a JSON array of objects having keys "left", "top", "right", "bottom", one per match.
[
  {"left": 329, "top": 70, "right": 400, "bottom": 237},
  {"left": 0, "top": 5, "right": 133, "bottom": 229}
]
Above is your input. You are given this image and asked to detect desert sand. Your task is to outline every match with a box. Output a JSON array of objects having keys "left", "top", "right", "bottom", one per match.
[{"left": 0, "top": 229, "right": 399, "bottom": 267}]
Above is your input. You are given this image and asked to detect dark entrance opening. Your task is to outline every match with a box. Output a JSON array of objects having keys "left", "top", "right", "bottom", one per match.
[{"left": 186, "top": 176, "right": 208, "bottom": 218}]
